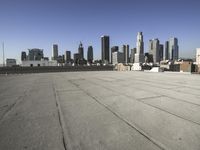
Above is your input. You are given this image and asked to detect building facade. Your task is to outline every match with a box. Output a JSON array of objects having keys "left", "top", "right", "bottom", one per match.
[
  {"left": 122, "top": 45, "right": 129, "bottom": 64},
  {"left": 21, "top": 60, "right": 57, "bottom": 67},
  {"left": 21, "top": 51, "right": 27, "bottom": 61},
  {"left": 149, "top": 39, "right": 160, "bottom": 64},
  {"left": 6, "top": 59, "right": 16, "bottom": 67},
  {"left": 159, "top": 44, "right": 164, "bottom": 61},
  {"left": 111, "top": 46, "right": 119, "bottom": 64},
  {"left": 135, "top": 32, "right": 144, "bottom": 63},
  {"left": 168, "top": 37, "right": 179, "bottom": 60},
  {"left": 196, "top": 48, "right": 200, "bottom": 65},
  {"left": 130, "top": 48, "right": 136, "bottom": 63},
  {"left": 78, "top": 42, "right": 84, "bottom": 60},
  {"left": 28, "top": 48, "right": 44, "bottom": 61},
  {"left": 52, "top": 44, "right": 58, "bottom": 60},
  {"left": 65, "top": 51, "right": 71, "bottom": 63},
  {"left": 101, "top": 35, "right": 110, "bottom": 64},
  {"left": 87, "top": 46, "right": 93, "bottom": 63},
  {"left": 74, "top": 53, "right": 80, "bottom": 65},
  {"left": 165, "top": 41, "right": 169, "bottom": 60},
  {"left": 112, "top": 51, "right": 124, "bottom": 65}
]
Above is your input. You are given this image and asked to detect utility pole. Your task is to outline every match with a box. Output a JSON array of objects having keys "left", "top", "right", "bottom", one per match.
[{"left": 2, "top": 42, "right": 5, "bottom": 67}]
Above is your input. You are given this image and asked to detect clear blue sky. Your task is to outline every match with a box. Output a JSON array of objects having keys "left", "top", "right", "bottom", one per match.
[{"left": 0, "top": 0, "right": 200, "bottom": 63}]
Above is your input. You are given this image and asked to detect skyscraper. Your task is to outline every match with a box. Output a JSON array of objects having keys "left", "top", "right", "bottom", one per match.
[
  {"left": 169, "top": 37, "right": 179, "bottom": 60},
  {"left": 130, "top": 48, "right": 136, "bottom": 63},
  {"left": 101, "top": 35, "right": 110, "bottom": 64},
  {"left": 111, "top": 46, "right": 119, "bottom": 64},
  {"left": 149, "top": 39, "right": 160, "bottom": 64},
  {"left": 74, "top": 53, "right": 80, "bottom": 65},
  {"left": 112, "top": 51, "right": 124, "bottom": 65},
  {"left": 159, "top": 44, "right": 164, "bottom": 61},
  {"left": 78, "top": 42, "right": 84, "bottom": 60},
  {"left": 65, "top": 51, "right": 71, "bottom": 63},
  {"left": 28, "top": 48, "right": 44, "bottom": 61},
  {"left": 21, "top": 51, "right": 27, "bottom": 61},
  {"left": 165, "top": 41, "right": 169, "bottom": 60},
  {"left": 135, "top": 32, "right": 144, "bottom": 63},
  {"left": 136, "top": 32, "right": 144, "bottom": 54},
  {"left": 52, "top": 44, "right": 58, "bottom": 60},
  {"left": 87, "top": 46, "right": 93, "bottom": 63},
  {"left": 123, "top": 45, "right": 129, "bottom": 64}
]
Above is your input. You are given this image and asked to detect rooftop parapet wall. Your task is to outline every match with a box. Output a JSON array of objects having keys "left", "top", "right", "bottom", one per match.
[{"left": 0, "top": 66, "right": 114, "bottom": 74}]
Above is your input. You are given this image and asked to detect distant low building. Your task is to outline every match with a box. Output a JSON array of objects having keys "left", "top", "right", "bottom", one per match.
[
  {"left": 115, "top": 63, "right": 131, "bottom": 71},
  {"left": 6, "top": 59, "right": 16, "bottom": 67},
  {"left": 170, "top": 60, "right": 195, "bottom": 72},
  {"left": 21, "top": 60, "right": 57, "bottom": 67},
  {"left": 160, "top": 60, "right": 170, "bottom": 70},
  {"left": 131, "top": 63, "right": 142, "bottom": 71}
]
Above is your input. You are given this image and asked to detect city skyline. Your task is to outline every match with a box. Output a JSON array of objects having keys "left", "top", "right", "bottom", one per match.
[{"left": 0, "top": 0, "right": 200, "bottom": 63}]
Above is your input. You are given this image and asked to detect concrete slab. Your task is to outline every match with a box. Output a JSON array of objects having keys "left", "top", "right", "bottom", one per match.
[
  {"left": 57, "top": 90, "right": 161, "bottom": 150},
  {"left": 140, "top": 96, "right": 200, "bottom": 125},
  {"left": 0, "top": 71, "right": 200, "bottom": 150}
]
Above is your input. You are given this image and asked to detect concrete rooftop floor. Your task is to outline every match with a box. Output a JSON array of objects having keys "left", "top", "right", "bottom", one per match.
[{"left": 0, "top": 71, "right": 200, "bottom": 150}]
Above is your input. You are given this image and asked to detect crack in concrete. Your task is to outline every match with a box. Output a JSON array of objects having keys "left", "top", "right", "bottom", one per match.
[
  {"left": 52, "top": 81, "right": 82, "bottom": 150},
  {"left": 0, "top": 89, "right": 29, "bottom": 125},
  {"left": 52, "top": 84, "right": 68, "bottom": 150}
]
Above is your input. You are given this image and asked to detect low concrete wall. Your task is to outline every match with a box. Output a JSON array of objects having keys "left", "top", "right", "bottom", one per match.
[{"left": 0, "top": 66, "right": 114, "bottom": 74}]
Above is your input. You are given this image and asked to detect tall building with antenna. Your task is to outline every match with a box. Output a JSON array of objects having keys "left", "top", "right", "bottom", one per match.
[
  {"left": 134, "top": 32, "right": 144, "bottom": 63},
  {"left": 78, "top": 42, "right": 84, "bottom": 60}
]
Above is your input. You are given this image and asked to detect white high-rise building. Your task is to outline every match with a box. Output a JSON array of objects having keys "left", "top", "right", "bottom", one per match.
[
  {"left": 136, "top": 32, "right": 144, "bottom": 54},
  {"left": 196, "top": 48, "right": 200, "bottom": 65},
  {"left": 135, "top": 32, "right": 144, "bottom": 63},
  {"left": 52, "top": 44, "right": 58, "bottom": 60}
]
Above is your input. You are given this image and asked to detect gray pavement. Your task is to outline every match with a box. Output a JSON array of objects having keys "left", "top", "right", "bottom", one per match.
[{"left": 0, "top": 71, "right": 200, "bottom": 150}]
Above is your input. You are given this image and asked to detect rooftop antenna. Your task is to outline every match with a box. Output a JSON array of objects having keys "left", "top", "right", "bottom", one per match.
[{"left": 2, "top": 42, "right": 5, "bottom": 67}]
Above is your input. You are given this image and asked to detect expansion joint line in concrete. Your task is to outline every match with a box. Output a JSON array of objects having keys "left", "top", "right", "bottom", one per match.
[
  {"left": 52, "top": 83, "right": 72, "bottom": 150},
  {"left": 69, "top": 80, "right": 168, "bottom": 150},
  {"left": 96, "top": 77, "right": 200, "bottom": 107},
  {"left": 140, "top": 100, "right": 200, "bottom": 126},
  {"left": 90, "top": 79, "right": 200, "bottom": 126}
]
